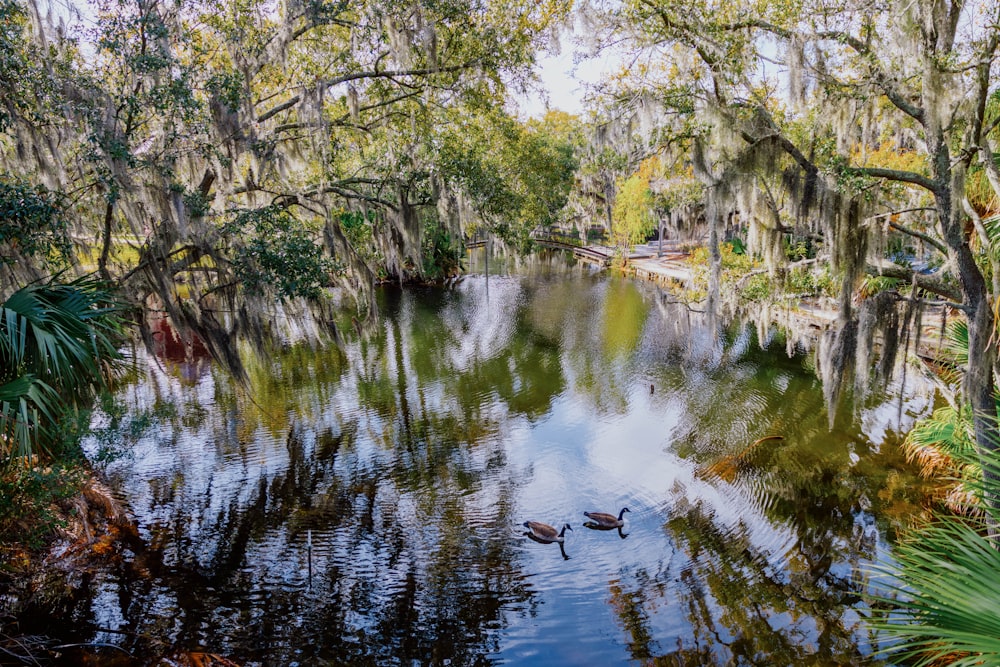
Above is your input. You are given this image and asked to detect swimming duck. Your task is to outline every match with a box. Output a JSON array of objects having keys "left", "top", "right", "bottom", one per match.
[
  {"left": 583, "top": 507, "right": 630, "bottom": 528},
  {"left": 523, "top": 521, "right": 572, "bottom": 543}
]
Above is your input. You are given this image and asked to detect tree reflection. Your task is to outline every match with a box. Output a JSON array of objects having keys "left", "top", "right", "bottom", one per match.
[
  {"left": 665, "top": 497, "right": 872, "bottom": 664},
  {"left": 61, "top": 277, "right": 575, "bottom": 664},
  {"left": 600, "top": 432, "right": 933, "bottom": 665},
  {"left": 44, "top": 263, "right": 935, "bottom": 665},
  {"left": 590, "top": 319, "right": 935, "bottom": 664}
]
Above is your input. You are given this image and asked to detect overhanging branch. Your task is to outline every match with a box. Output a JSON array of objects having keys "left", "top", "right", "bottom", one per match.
[
  {"left": 847, "top": 166, "right": 938, "bottom": 192},
  {"left": 256, "top": 62, "right": 476, "bottom": 124},
  {"left": 866, "top": 259, "right": 961, "bottom": 303}
]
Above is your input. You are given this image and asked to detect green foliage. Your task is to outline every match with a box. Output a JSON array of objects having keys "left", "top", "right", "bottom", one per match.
[
  {"left": 206, "top": 69, "right": 245, "bottom": 112},
  {"left": 873, "top": 323, "right": 1000, "bottom": 666},
  {"left": 0, "top": 278, "right": 126, "bottom": 465},
  {"left": 858, "top": 275, "right": 903, "bottom": 299},
  {"left": 437, "top": 108, "right": 580, "bottom": 243},
  {"left": 0, "top": 463, "right": 83, "bottom": 548},
  {"left": 687, "top": 242, "right": 833, "bottom": 304},
  {"left": 784, "top": 265, "right": 834, "bottom": 297},
  {"left": 0, "top": 177, "right": 70, "bottom": 264},
  {"left": 943, "top": 319, "right": 970, "bottom": 368},
  {"left": 905, "top": 405, "right": 976, "bottom": 464},
  {"left": 785, "top": 238, "right": 813, "bottom": 261},
  {"left": 689, "top": 242, "right": 757, "bottom": 273},
  {"left": 739, "top": 274, "right": 771, "bottom": 301},
  {"left": 224, "top": 206, "right": 341, "bottom": 300},
  {"left": 0, "top": 0, "right": 55, "bottom": 131},
  {"left": 899, "top": 321, "right": 979, "bottom": 476},
  {"left": 339, "top": 210, "right": 382, "bottom": 267},
  {"left": 870, "top": 445, "right": 1000, "bottom": 666},
  {"left": 180, "top": 187, "right": 210, "bottom": 219},
  {"left": 421, "top": 218, "right": 463, "bottom": 280}
]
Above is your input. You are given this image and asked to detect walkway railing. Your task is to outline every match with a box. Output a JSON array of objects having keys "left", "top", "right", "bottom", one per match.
[{"left": 529, "top": 230, "right": 613, "bottom": 266}]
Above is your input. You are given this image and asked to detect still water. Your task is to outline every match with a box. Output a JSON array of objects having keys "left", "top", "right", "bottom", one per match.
[{"left": 65, "top": 252, "right": 935, "bottom": 664}]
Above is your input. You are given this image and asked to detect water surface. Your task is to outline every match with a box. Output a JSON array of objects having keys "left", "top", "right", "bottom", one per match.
[{"left": 49, "top": 252, "right": 936, "bottom": 664}]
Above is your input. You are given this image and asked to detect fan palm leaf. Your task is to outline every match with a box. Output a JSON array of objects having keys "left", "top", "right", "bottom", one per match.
[
  {"left": 0, "top": 277, "right": 125, "bottom": 465},
  {"left": 870, "top": 444, "right": 1000, "bottom": 665},
  {"left": 903, "top": 405, "right": 976, "bottom": 477},
  {"left": 0, "top": 374, "right": 58, "bottom": 462}
]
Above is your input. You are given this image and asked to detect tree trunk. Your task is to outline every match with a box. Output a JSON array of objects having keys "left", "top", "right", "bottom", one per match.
[
  {"left": 936, "top": 172, "right": 1000, "bottom": 512},
  {"left": 98, "top": 201, "right": 115, "bottom": 282}
]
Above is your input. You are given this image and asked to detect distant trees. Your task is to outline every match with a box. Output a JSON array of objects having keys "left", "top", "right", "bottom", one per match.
[{"left": 437, "top": 109, "right": 580, "bottom": 248}]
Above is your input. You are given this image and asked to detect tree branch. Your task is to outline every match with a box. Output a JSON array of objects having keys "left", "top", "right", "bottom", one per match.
[
  {"left": 695, "top": 17, "right": 926, "bottom": 124},
  {"left": 256, "top": 62, "right": 475, "bottom": 124},
  {"left": 884, "top": 219, "right": 947, "bottom": 255},
  {"left": 846, "top": 166, "right": 938, "bottom": 192},
  {"left": 866, "top": 258, "right": 961, "bottom": 303}
]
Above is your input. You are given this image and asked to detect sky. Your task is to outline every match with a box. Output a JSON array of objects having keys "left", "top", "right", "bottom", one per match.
[
  {"left": 518, "top": 50, "right": 589, "bottom": 119},
  {"left": 516, "top": 41, "right": 625, "bottom": 120}
]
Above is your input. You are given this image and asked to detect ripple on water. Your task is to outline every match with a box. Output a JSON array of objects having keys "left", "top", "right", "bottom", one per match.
[{"left": 65, "top": 259, "right": 931, "bottom": 667}]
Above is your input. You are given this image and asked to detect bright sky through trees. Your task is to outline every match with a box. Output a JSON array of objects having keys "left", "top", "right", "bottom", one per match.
[
  {"left": 519, "top": 50, "right": 586, "bottom": 117},
  {"left": 517, "top": 36, "right": 624, "bottom": 119}
]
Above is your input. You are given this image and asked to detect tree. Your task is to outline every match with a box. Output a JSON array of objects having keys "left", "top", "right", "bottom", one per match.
[
  {"left": 436, "top": 108, "right": 580, "bottom": 247},
  {"left": 583, "top": 0, "right": 1000, "bottom": 492},
  {"left": 611, "top": 157, "right": 658, "bottom": 257},
  {"left": 0, "top": 0, "right": 569, "bottom": 374}
]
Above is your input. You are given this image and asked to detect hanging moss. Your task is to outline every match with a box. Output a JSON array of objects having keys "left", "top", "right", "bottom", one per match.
[
  {"left": 818, "top": 317, "right": 858, "bottom": 427},
  {"left": 855, "top": 290, "right": 902, "bottom": 395}
]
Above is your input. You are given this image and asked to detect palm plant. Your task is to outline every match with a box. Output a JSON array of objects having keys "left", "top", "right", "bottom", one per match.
[
  {"left": 0, "top": 277, "right": 126, "bottom": 465},
  {"left": 901, "top": 320, "right": 989, "bottom": 511},
  {"left": 869, "top": 447, "right": 1000, "bottom": 666},
  {"left": 866, "top": 312, "right": 1000, "bottom": 664}
]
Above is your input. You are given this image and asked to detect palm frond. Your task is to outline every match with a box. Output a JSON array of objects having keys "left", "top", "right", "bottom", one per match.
[
  {"left": 871, "top": 435, "right": 1000, "bottom": 665},
  {"left": 0, "top": 374, "right": 59, "bottom": 462},
  {"left": 942, "top": 320, "right": 969, "bottom": 367},
  {"left": 871, "top": 514, "right": 1000, "bottom": 666},
  {"left": 858, "top": 275, "right": 902, "bottom": 299},
  {"left": 0, "top": 278, "right": 126, "bottom": 465},
  {"left": 1, "top": 279, "right": 125, "bottom": 387},
  {"left": 903, "top": 405, "right": 976, "bottom": 476}
]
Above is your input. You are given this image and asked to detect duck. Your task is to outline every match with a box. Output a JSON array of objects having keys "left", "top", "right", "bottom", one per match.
[
  {"left": 523, "top": 521, "right": 572, "bottom": 543},
  {"left": 583, "top": 507, "right": 630, "bottom": 528}
]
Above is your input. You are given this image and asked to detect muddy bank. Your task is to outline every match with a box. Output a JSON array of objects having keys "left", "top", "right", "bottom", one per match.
[{"left": 0, "top": 474, "right": 143, "bottom": 664}]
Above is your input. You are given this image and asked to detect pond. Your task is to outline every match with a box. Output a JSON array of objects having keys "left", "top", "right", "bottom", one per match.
[{"left": 34, "top": 251, "right": 937, "bottom": 665}]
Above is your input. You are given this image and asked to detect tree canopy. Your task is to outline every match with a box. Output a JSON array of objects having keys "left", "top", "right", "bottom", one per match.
[
  {"left": 0, "top": 0, "right": 578, "bottom": 376},
  {"left": 573, "top": 0, "right": 1000, "bottom": 475}
]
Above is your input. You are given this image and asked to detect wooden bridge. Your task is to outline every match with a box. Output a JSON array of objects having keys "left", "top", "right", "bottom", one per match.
[
  {"left": 467, "top": 231, "right": 695, "bottom": 275},
  {"left": 529, "top": 231, "right": 616, "bottom": 266}
]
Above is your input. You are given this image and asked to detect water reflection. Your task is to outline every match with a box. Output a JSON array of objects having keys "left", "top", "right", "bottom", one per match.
[{"left": 31, "top": 252, "right": 940, "bottom": 665}]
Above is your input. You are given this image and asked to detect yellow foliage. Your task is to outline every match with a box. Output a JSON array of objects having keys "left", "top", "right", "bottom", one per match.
[
  {"left": 966, "top": 169, "right": 1000, "bottom": 217},
  {"left": 612, "top": 168, "right": 656, "bottom": 249},
  {"left": 851, "top": 144, "right": 928, "bottom": 175},
  {"left": 636, "top": 155, "right": 662, "bottom": 181}
]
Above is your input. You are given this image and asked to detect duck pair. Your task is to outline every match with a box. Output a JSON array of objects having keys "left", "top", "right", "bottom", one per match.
[{"left": 523, "top": 507, "right": 630, "bottom": 543}]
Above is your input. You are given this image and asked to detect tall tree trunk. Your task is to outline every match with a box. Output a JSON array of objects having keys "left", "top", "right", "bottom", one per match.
[
  {"left": 98, "top": 201, "right": 115, "bottom": 282},
  {"left": 936, "top": 154, "right": 1000, "bottom": 511}
]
